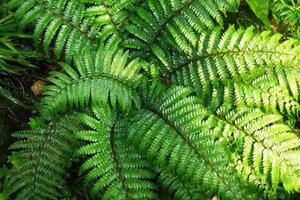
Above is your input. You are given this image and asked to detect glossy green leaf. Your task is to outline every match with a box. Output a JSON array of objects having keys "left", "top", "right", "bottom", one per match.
[{"left": 246, "top": 0, "right": 270, "bottom": 28}]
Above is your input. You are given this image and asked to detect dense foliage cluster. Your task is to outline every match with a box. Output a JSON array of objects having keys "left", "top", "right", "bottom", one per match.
[{"left": 1, "top": 0, "right": 300, "bottom": 199}]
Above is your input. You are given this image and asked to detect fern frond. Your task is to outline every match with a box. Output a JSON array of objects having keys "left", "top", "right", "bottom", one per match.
[
  {"left": 8, "top": 0, "right": 99, "bottom": 62},
  {"left": 76, "top": 106, "right": 157, "bottom": 199},
  {"left": 40, "top": 37, "right": 141, "bottom": 116},
  {"left": 8, "top": 0, "right": 135, "bottom": 62},
  {"left": 215, "top": 107, "right": 300, "bottom": 194},
  {"left": 7, "top": 112, "right": 82, "bottom": 200},
  {"left": 124, "top": 0, "right": 240, "bottom": 52},
  {"left": 161, "top": 26, "right": 300, "bottom": 115},
  {"left": 128, "top": 86, "right": 257, "bottom": 199}
]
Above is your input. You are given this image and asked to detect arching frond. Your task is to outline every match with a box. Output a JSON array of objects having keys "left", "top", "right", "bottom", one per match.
[
  {"left": 160, "top": 26, "right": 300, "bottom": 115},
  {"left": 7, "top": 0, "right": 135, "bottom": 62},
  {"left": 8, "top": 0, "right": 99, "bottom": 62},
  {"left": 124, "top": 0, "right": 240, "bottom": 53},
  {"left": 40, "top": 37, "right": 141, "bottom": 116},
  {"left": 76, "top": 106, "right": 157, "bottom": 199},
  {"left": 127, "top": 86, "right": 257, "bottom": 199},
  {"left": 7, "top": 112, "right": 82, "bottom": 200},
  {"left": 214, "top": 107, "right": 300, "bottom": 195}
]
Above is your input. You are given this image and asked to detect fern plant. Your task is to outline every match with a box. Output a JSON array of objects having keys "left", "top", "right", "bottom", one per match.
[{"left": 4, "top": 0, "right": 300, "bottom": 199}]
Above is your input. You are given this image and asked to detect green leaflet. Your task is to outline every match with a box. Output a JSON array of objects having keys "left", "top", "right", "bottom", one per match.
[{"left": 246, "top": 0, "right": 270, "bottom": 28}]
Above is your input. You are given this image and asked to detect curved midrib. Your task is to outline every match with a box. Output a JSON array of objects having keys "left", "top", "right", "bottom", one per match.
[
  {"left": 150, "top": 0, "right": 196, "bottom": 44},
  {"left": 167, "top": 49, "right": 299, "bottom": 77},
  {"left": 110, "top": 123, "right": 130, "bottom": 199},
  {"left": 34, "top": 0, "right": 95, "bottom": 42},
  {"left": 47, "top": 74, "right": 136, "bottom": 99},
  {"left": 183, "top": 70, "right": 300, "bottom": 110},
  {"left": 146, "top": 107, "right": 239, "bottom": 199},
  {"left": 169, "top": 49, "right": 300, "bottom": 110}
]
